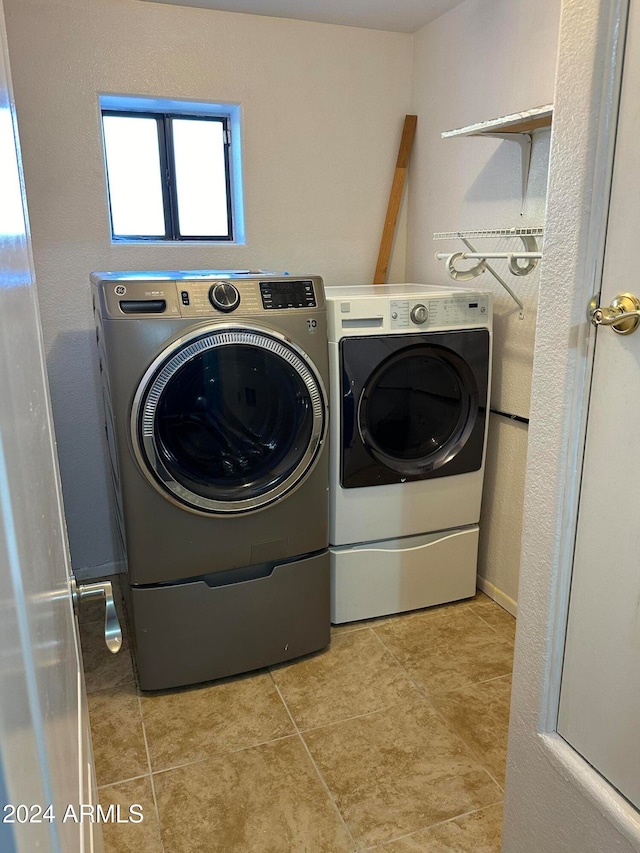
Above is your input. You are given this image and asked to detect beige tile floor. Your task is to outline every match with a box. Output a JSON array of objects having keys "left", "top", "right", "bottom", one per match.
[{"left": 82, "top": 580, "right": 515, "bottom": 853}]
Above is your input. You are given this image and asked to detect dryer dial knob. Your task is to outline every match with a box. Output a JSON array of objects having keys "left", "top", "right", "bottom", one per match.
[
  {"left": 410, "top": 303, "right": 428, "bottom": 325},
  {"left": 209, "top": 282, "right": 240, "bottom": 313}
]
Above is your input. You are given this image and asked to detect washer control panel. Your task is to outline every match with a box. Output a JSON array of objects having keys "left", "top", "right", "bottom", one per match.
[
  {"left": 93, "top": 274, "right": 325, "bottom": 319},
  {"left": 390, "top": 294, "right": 489, "bottom": 330},
  {"left": 259, "top": 280, "right": 317, "bottom": 310}
]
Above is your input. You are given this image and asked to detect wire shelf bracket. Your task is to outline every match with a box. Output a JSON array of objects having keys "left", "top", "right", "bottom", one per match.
[
  {"left": 434, "top": 227, "right": 545, "bottom": 320},
  {"left": 442, "top": 106, "right": 553, "bottom": 209}
]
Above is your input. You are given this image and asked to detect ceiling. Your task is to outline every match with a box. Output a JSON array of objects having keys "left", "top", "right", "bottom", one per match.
[{"left": 139, "top": 0, "right": 467, "bottom": 33}]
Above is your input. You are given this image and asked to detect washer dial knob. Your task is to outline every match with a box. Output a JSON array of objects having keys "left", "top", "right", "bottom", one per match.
[
  {"left": 209, "top": 282, "right": 240, "bottom": 313},
  {"left": 410, "top": 303, "right": 428, "bottom": 325}
]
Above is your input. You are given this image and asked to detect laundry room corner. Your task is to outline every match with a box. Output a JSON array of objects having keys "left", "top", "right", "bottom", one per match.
[
  {"left": 405, "top": 0, "right": 562, "bottom": 613},
  {"left": 1, "top": 0, "right": 413, "bottom": 581}
]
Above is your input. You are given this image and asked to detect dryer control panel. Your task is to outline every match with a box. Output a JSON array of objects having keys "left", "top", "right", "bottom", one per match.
[
  {"left": 325, "top": 284, "right": 492, "bottom": 342},
  {"left": 390, "top": 294, "right": 489, "bottom": 330}
]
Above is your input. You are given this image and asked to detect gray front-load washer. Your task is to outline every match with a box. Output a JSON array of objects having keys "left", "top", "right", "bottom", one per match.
[{"left": 91, "top": 271, "right": 330, "bottom": 689}]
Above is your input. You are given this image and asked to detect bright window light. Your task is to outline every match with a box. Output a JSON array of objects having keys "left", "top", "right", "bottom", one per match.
[
  {"left": 172, "top": 118, "right": 229, "bottom": 238},
  {"left": 0, "top": 108, "right": 26, "bottom": 237},
  {"left": 99, "top": 99, "right": 241, "bottom": 243},
  {"left": 102, "top": 115, "right": 166, "bottom": 237}
]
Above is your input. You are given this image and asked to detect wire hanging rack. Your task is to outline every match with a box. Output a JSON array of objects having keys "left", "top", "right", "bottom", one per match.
[{"left": 433, "top": 227, "right": 544, "bottom": 319}]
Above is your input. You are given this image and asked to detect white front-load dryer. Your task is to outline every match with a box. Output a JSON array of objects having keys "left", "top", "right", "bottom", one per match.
[{"left": 326, "top": 284, "right": 492, "bottom": 623}]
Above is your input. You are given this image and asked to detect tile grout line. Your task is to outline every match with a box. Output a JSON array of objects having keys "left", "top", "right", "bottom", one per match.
[
  {"left": 473, "top": 609, "right": 516, "bottom": 640},
  {"left": 368, "top": 623, "right": 417, "bottom": 674},
  {"left": 428, "top": 671, "right": 513, "bottom": 697},
  {"left": 358, "top": 799, "right": 506, "bottom": 851},
  {"left": 351, "top": 596, "right": 488, "bottom": 629},
  {"left": 296, "top": 695, "right": 422, "bottom": 736},
  {"left": 86, "top": 677, "right": 136, "bottom": 697},
  {"left": 148, "top": 732, "right": 300, "bottom": 779},
  {"left": 368, "top": 629, "right": 507, "bottom": 794},
  {"left": 465, "top": 605, "right": 515, "bottom": 637},
  {"left": 97, "top": 771, "right": 153, "bottom": 791},
  {"left": 268, "top": 670, "right": 359, "bottom": 852},
  {"left": 419, "top": 690, "right": 506, "bottom": 794},
  {"left": 271, "top": 630, "right": 424, "bottom": 734},
  {"left": 136, "top": 693, "right": 166, "bottom": 853},
  {"left": 374, "top": 620, "right": 512, "bottom": 793},
  {"left": 330, "top": 599, "right": 486, "bottom": 640},
  {"left": 369, "top": 621, "right": 513, "bottom": 695}
]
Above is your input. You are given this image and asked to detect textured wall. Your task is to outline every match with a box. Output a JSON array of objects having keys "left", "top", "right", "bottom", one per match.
[
  {"left": 407, "top": 0, "right": 561, "bottom": 607},
  {"left": 478, "top": 415, "right": 527, "bottom": 608},
  {"left": 4, "top": 0, "right": 412, "bottom": 576}
]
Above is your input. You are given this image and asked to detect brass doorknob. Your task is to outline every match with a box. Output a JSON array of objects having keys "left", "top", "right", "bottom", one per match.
[{"left": 589, "top": 292, "right": 640, "bottom": 335}]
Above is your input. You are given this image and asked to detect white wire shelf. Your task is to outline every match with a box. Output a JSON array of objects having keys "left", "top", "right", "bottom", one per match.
[
  {"left": 434, "top": 227, "right": 544, "bottom": 241},
  {"left": 435, "top": 251, "right": 542, "bottom": 261}
]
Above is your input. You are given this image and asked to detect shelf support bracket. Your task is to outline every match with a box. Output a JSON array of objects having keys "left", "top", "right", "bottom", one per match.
[
  {"left": 483, "top": 132, "right": 532, "bottom": 212},
  {"left": 460, "top": 237, "right": 525, "bottom": 319}
]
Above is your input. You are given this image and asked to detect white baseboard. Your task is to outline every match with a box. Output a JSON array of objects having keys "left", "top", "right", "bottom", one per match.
[
  {"left": 73, "top": 559, "right": 126, "bottom": 582},
  {"left": 476, "top": 575, "right": 518, "bottom": 617}
]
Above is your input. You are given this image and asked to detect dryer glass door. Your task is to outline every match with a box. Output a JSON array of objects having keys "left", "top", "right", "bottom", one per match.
[
  {"left": 358, "top": 344, "right": 477, "bottom": 476},
  {"left": 133, "top": 327, "right": 326, "bottom": 514},
  {"left": 341, "top": 329, "right": 489, "bottom": 488}
]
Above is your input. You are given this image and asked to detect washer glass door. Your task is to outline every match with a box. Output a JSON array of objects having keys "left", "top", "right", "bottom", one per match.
[{"left": 133, "top": 327, "right": 326, "bottom": 513}]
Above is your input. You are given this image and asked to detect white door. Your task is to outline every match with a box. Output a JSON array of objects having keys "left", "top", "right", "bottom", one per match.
[
  {"left": 0, "top": 2, "right": 103, "bottom": 850},
  {"left": 556, "top": 0, "right": 640, "bottom": 811},
  {"left": 504, "top": 0, "right": 640, "bottom": 850}
]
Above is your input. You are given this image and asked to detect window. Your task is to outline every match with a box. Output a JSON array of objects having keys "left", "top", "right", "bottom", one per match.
[{"left": 100, "top": 98, "right": 242, "bottom": 243}]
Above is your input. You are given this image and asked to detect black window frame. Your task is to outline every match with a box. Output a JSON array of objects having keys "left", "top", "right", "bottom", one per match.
[{"left": 101, "top": 109, "right": 234, "bottom": 243}]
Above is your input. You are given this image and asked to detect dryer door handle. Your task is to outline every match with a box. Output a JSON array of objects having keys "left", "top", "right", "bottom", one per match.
[{"left": 341, "top": 316, "right": 384, "bottom": 329}]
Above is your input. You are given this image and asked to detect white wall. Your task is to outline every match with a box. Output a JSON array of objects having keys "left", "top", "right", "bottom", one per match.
[
  {"left": 407, "top": 0, "right": 561, "bottom": 608},
  {"left": 4, "top": 0, "right": 412, "bottom": 576}
]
